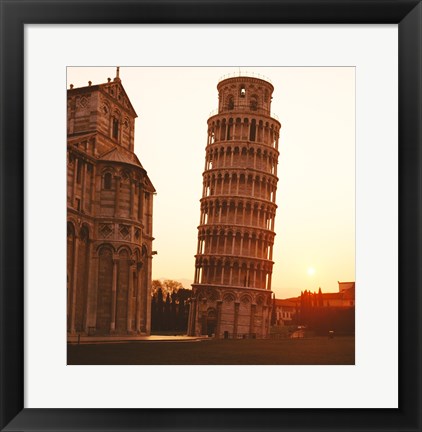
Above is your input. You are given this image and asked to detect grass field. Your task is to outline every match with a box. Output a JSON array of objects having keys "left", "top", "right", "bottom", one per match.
[{"left": 67, "top": 336, "right": 355, "bottom": 365}]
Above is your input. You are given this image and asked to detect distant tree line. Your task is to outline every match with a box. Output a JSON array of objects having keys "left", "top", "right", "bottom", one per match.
[
  {"left": 151, "top": 280, "right": 192, "bottom": 333},
  {"left": 299, "top": 289, "right": 355, "bottom": 335}
]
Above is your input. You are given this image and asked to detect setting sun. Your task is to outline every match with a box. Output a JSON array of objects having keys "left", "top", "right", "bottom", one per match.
[{"left": 307, "top": 267, "right": 316, "bottom": 276}]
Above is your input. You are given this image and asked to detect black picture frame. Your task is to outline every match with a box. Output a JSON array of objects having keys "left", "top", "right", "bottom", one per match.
[{"left": 1, "top": 1, "right": 421, "bottom": 431}]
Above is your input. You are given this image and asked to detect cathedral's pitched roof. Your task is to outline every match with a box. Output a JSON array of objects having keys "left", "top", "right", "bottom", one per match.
[
  {"left": 68, "top": 68, "right": 138, "bottom": 118},
  {"left": 99, "top": 147, "right": 143, "bottom": 168},
  {"left": 99, "top": 81, "right": 138, "bottom": 118}
]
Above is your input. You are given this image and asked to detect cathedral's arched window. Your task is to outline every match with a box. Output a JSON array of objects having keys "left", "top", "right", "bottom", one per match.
[
  {"left": 112, "top": 117, "right": 119, "bottom": 139},
  {"left": 240, "top": 85, "right": 246, "bottom": 97},
  {"left": 80, "top": 225, "right": 89, "bottom": 243},
  {"left": 67, "top": 221, "right": 75, "bottom": 239},
  {"left": 104, "top": 172, "right": 112, "bottom": 190}
]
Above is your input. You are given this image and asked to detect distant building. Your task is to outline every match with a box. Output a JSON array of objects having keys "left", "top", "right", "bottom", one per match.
[
  {"left": 273, "top": 282, "right": 355, "bottom": 331},
  {"left": 299, "top": 282, "right": 355, "bottom": 334},
  {"left": 338, "top": 281, "right": 355, "bottom": 292},
  {"left": 274, "top": 298, "right": 300, "bottom": 326},
  {"left": 67, "top": 69, "right": 155, "bottom": 337}
]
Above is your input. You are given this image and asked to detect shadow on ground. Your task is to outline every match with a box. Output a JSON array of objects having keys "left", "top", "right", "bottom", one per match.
[{"left": 67, "top": 336, "right": 355, "bottom": 365}]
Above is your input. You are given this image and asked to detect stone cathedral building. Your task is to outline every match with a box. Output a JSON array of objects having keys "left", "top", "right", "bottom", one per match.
[
  {"left": 188, "top": 75, "right": 281, "bottom": 338},
  {"left": 67, "top": 69, "right": 155, "bottom": 337}
]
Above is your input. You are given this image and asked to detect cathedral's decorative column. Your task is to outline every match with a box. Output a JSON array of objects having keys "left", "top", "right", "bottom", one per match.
[
  {"left": 110, "top": 257, "right": 118, "bottom": 332},
  {"left": 114, "top": 176, "right": 121, "bottom": 217},
  {"left": 81, "top": 161, "right": 88, "bottom": 212},
  {"left": 127, "top": 261, "right": 136, "bottom": 332},
  {"left": 85, "top": 253, "right": 99, "bottom": 332},
  {"left": 72, "top": 158, "right": 79, "bottom": 207},
  {"left": 70, "top": 234, "right": 79, "bottom": 334}
]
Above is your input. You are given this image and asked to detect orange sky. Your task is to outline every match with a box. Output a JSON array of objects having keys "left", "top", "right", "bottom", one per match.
[{"left": 67, "top": 66, "right": 355, "bottom": 298}]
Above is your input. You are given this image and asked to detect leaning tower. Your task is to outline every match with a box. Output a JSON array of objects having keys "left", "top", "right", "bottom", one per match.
[{"left": 188, "top": 75, "right": 281, "bottom": 338}]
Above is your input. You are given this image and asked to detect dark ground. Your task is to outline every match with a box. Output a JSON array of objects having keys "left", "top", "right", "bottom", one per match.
[{"left": 67, "top": 336, "right": 355, "bottom": 365}]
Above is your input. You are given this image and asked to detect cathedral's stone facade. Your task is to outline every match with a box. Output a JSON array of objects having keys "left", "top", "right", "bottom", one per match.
[
  {"left": 188, "top": 76, "right": 280, "bottom": 338},
  {"left": 67, "top": 70, "right": 155, "bottom": 337}
]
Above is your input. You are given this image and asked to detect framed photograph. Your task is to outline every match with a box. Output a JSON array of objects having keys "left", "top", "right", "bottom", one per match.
[
  {"left": 65, "top": 65, "right": 356, "bottom": 367},
  {"left": 1, "top": 0, "right": 421, "bottom": 431}
]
